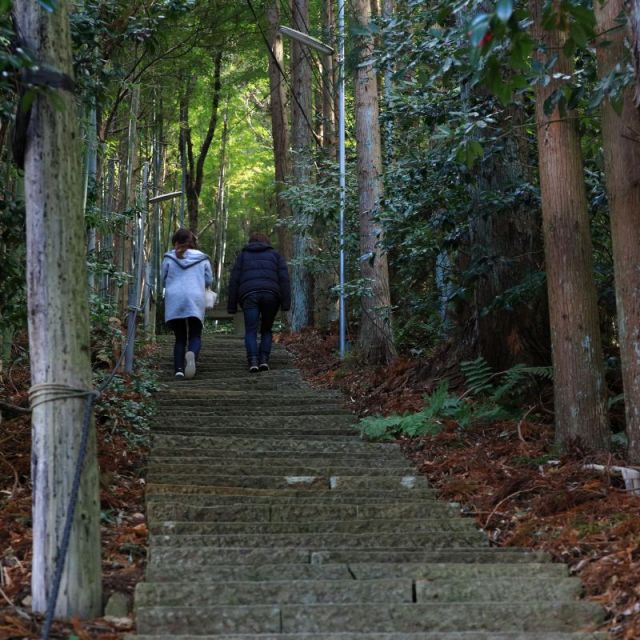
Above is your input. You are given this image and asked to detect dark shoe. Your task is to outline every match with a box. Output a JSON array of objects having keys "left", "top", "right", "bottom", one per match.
[
  {"left": 248, "top": 357, "right": 259, "bottom": 373},
  {"left": 184, "top": 351, "right": 196, "bottom": 379},
  {"left": 258, "top": 362, "right": 269, "bottom": 372},
  {"left": 175, "top": 370, "right": 185, "bottom": 379}
]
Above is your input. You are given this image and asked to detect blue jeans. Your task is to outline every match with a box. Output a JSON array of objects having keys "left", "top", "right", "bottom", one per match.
[
  {"left": 242, "top": 292, "right": 280, "bottom": 362},
  {"left": 168, "top": 317, "right": 202, "bottom": 372}
]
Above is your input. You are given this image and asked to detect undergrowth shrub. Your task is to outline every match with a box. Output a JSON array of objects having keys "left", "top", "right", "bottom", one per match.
[{"left": 357, "top": 357, "right": 553, "bottom": 441}]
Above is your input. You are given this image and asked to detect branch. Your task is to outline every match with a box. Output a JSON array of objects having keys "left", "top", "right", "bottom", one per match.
[
  {"left": 101, "top": 33, "right": 201, "bottom": 140},
  {"left": 195, "top": 50, "right": 223, "bottom": 197}
]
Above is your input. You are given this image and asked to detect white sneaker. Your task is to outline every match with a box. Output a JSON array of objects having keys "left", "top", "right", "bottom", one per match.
[{"left": 185, "top": 351, "right": 196, "bottom": 379}]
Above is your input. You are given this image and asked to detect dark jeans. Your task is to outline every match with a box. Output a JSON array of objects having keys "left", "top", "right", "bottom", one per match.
[
  {"left": 168, "top": 317, "right": 203, "bottom": 372},
  {"left": 242, "top": 292, "right": 279, "bottom": 362}
]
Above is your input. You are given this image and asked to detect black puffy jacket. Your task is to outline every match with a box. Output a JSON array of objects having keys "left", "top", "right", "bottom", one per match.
[{"left": 227, "top": 241, "right": 291, "bottom": 313}]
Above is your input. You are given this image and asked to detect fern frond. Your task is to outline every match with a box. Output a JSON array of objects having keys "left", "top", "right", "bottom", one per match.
[{"left": 461, "top": 357, "right": 494, "bottom": 395}]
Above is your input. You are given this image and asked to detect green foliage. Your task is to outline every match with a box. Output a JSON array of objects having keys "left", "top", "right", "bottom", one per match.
[
  {"left": 358, "top": 358, "right": 553, "bottom": 441},
  {"left": 94, "top": 367, "right": 159, "bottom": 447},
  {"left": 0, "top": 194, "right": 27, "bottom": 340}
]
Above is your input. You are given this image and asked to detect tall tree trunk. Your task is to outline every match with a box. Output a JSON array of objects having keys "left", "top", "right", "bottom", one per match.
[
  {"left": 312, "top": 0, "right": 339, "bottom": 332},
  {"left": 14, "top": 0, "right": 102, "bottom": 617},
  {"left": 530, "top": 0, "right": 609, "bottom": 450},
  {"left": 266, "top": 0, "right": 292, "bottom": 259},
  {"left": 595, "top": 0, "right": 640, "bottom": 461},
  {"left": 471, "top": 105, "right": 549, "bottom": 370},
  {"left": 289, "top": 0, "right": 314, "bottom": 331},
  {"left": 382, "top": 0, "right": 394, "bottom": 165},
  {"left": 120, "top": 85, "right": 140, "bottom": 320},
  {"left": 352, "top": 0, "right": 396, "bottom": 364},
  {"left": 321, "top": 0, "right": 336, "bottom": 153},
  {"left": 180, "top": 51, "right": 223, "bottom": 233}
]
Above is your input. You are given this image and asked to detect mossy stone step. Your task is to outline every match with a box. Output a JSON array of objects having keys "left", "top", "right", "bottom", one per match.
[
  {"left": 148, "top": 451, "right": 408, "bottom": 465},
  {"left": 148, "top": 518, "right": 479, "bottom": 536},
  {"left": 145, "top": 563, "right": 355, "bottom": 582},
  {"left": 150, "top": 531, "right": 487, "bottom": 548},
  {"left": 147, "top": 547, "right": 551, "bottom": 567},
  {"left": 145, "top": 487, "right": 438, "bottom": 501},
  {"left": 128, "top": 634, "right": 606, "bottom": 640},
  {"left": 146, "top": 502, "right": 457, "bottom": 523},
  {"left": 147, "top": 465, "right": 415, "bottom": 478},
  {"left": 158, "top": 407, "right": 351, "bottom": 416},
  {"left": 145, "top": 561, "right": 569, "bottom": 583},
  {"left": 135, "top": 602, "right": 604, "bottom": 635},
  {"left": 145, "top": 475, "right": 432, "bottom": 493},
  {"left": 161, "top": 389, "right": 341, "bottom": 399},
  {"left": 147, "top": 492, "right": 450, "bottom": 513},
  {"left": 135, "top": 579, "right": 414, "bottom": 607},
  {"left": 147, "top": 456, "right": 409, "bottom": 469},
  {"left": 152, "top": 435, "right": 398, "bottom": 453},
  {"left": 151, "top": 415, "right": 356, "bottom": 427},
  {"left": 150, "top": 428, "right": 358, "bottom": 438},
  {"left": 135, "top": 577, "right": 582, "bottom": 607},
  {"left": 155, "top": 397, "right": 344, "bottom": 407}
]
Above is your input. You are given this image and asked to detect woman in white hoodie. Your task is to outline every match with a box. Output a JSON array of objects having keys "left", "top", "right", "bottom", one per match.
[{"left": 162, "top": 228, "right": 213, "bottom": 378}]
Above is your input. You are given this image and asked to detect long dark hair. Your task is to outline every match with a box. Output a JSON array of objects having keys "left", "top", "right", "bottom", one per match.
[{"left": 172, "top": 228, "right": 197, "bottom": 259}]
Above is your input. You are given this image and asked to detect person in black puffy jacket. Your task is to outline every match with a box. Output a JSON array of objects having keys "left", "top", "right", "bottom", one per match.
[{"left": 227, "top": 232, "right": 291, "bottom": 372}]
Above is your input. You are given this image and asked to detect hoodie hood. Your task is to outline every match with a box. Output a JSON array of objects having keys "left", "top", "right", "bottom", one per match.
[
  {"left": 243, "top": 241, "right": 273, "bottom": 253},
  {"left": 163, "top": 248, "right": 210, "bottom": 269}
]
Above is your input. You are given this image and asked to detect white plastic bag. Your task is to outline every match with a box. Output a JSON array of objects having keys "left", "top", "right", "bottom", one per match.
[{"left": 205, "top": 288, "right": 217, "bottom": 309}]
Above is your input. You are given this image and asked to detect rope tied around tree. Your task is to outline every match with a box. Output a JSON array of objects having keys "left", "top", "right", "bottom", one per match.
[{"left": 29, "top": 383, "right": 100, "bottom": 410}]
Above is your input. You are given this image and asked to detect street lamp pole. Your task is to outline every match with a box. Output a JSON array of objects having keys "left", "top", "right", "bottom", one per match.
[{"left": 278, "top": 4, "right": 346, "bottom": 358}]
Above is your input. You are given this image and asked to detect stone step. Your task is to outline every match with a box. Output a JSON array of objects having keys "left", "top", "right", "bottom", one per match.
[
  {"left": 128, "top": 633, "right": 606, "bottom": 640},
  {"left": 148, "top": 518, "right": 478, "bottom": 536},
  {"left": 155, "top": 398, "right": 345, "bottom": 408},
  {"left": 148, "top": 452, "right": 408, "bottom": 465},
  {"left": 149, "top": 531, "right": 487, "bottom": 548},
  {"left": 146, "top": 502, "right": 457, "bottom": 523},
  {"left": 145, "top": 475, "right": 431, "bottom": 493},
  {"left": 135, "top": 577, "right": 582, "bottom": 608},
  {"left": 146, "top": 465, "right": 416, "bottom": 479},
  {"left": 135, "top": 579, "right": 414, "bottom": 607},
  {"left": 150, "top": 428, "right": 358, "bottom": 438},
  {"left": 152, "top": 435, "right": 398, "bottom": 453},
  {"left": 158, "top": 407, "right": 351, "bottom": 416},
  {"left": 146, "top": 483, "right": 435, "bottom": 505},
  {"left": 146, "top": 494, "right": 451, "bottom": 508},
  {"left": 152, "top": 416, "right": 352, "bottom": 425},
  {"left": 147, "top": 547, "right": 549, "bottom": 567},
  {"left": 135, "top": 602, "right": 604, "bottom": 635},
  {"left": 160, "top": 370, "right": 299, "bottom": 380},
  {"left": 145, "top": 561, "right": 569, "bottom": 583},
  {"left": 159, "top": 390, "right": 342, "bottom": 400},
  {"left": 148, "top": 455, "right": 409, "bottom": 468}
]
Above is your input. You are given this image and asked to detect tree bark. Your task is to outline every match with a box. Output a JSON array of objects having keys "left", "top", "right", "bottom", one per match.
[
  {"left": 289, "top": 0, "right": 314, "bottom": 331},
  {"left": 471, "top": 105, "right": 550, "bottom": 370},
  {"left": 179, "top": 52, "right": 223, "bottom": 234},
  {"left": 321, "top": 0, "right": 336, "bottom": 153},
  {"left": 266, "top": 0, "right": 292, "bottom": 260},
  {"left": 14, "top": 0, "right": 102, "bottom": 617},
  {"left": 595, "top": 0, "right": 640, "bottom": 461},
  {"left": 352, "top": 0, "right": 396, "bottom": 364},
  {"left": 530, "top": 0, "right": 609, "bottom": 450}
]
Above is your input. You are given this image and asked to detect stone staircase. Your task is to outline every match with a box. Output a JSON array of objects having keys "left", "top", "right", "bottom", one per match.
[{"left": 129, "top": 335, "right": 607, "bottom": 639}]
